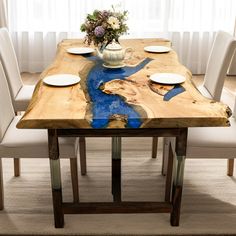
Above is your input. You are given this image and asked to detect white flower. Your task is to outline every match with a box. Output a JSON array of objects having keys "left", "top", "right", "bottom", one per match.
[{"left": 107, "top": 16, "right": 120, "bottom": 30}]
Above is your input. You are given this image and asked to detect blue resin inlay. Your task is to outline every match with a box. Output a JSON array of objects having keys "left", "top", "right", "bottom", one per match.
[
  {"left": 164, "top": 85, "right": 185, "bottom": 101},
  {"left": 85, "top": 56, "right": 152, "bottom": 128}
]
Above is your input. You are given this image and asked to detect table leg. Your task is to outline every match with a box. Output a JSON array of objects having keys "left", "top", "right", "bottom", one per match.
[
  {"left": 112, "top": 137, "right": 121, "bottom": 202},
  {"left": 48, "top": 129, "right": 64, "bottom": 228},
  {"left": 165, "top": 142, "right": 174, "bottom": 202},
  {"left": 152, "top": 137, "right": 158, "bottom": 158},
  {"left": 170, "top": 128, "right": 187, "bottom": 226}
]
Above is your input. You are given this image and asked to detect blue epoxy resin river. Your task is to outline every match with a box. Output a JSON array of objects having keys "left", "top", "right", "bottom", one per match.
[{"left": 85, "top": 56, "right": 152, "bottom": 128}]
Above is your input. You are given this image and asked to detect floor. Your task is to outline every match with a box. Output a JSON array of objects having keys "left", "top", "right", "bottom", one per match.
[{"left": 1, "top": 143, "right": 236, "bottom": 235}]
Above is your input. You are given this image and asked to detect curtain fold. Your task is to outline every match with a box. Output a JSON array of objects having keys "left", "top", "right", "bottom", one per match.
[
  {"left": 0, "top": 0, "right": 8, "bottom": 28},
  {"left": 7, "top": 0, "right": 236, "bottom": 73}
]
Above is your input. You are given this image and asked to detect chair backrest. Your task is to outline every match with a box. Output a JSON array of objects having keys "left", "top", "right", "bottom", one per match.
[
  {"left": 203, "top": 31, "right": 236, "bottom": 101},
  {"left": 0, "top": 27, "right": 23, "bottom": 99},
  {"left": 0, "top": 61, "right": 15, "bottom": 142}
]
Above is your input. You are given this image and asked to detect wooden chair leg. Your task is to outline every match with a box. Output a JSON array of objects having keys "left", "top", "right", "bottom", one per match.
[
  {"left": 0, "top": 158, "right": 4, "bottom": 210},
  {"left": 152, "top": 137, "right": 158, "bottom": 158},
  {"left": 14, "top": 158, "right": 20, "bottom": 177},
  {"left": 79, "top": 137, "right": 87, "bottom": 175},
  {"left": 227, "top": 159, "right": 234, "bottom": 176},
  {"left": 70, "top": 158, "right": 79, "bottom": 203}
]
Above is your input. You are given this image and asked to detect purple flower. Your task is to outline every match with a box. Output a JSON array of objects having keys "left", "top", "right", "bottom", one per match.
[
  {"left": 94, "top": 26, "right": 105, "bottom": 37},
  {"left": 102, "top": 10, "right": 109, "bottom": 17}
]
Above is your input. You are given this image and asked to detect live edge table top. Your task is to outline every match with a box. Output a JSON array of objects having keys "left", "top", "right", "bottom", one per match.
[{"left": 17, "top": 39, "right": 231, "bottom": 129}]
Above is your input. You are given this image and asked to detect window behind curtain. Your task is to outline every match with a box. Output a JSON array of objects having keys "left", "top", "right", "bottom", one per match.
[
  {"left": 8, "top": 0, "right": 236, "bottom": 33},
  {"left": 7, "top": 0, "right": 236, "bottom": 73},
  {"left": 169, "top": 0, "right": 236, "bottom": 32},
  {"left": 8, "top": 0, "right": 164, "bottom": 38}
]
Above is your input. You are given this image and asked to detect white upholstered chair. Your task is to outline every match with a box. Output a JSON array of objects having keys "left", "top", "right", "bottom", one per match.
[
  {"left": 164, "top": 96, "right": 236, "bottom": 202},
  {"left": 0, "top": 27, "right": 35, "bottom": 177},
  {"left": 162, "top": 31, "right": 236, "bottom": 178},
  {"left": 0, "top": 61, "right": 80, "bottom": 210},
  {"left": 185, "top": 97, "right": 236, "bottom": 174},
  {"left": 0, "top": 27, "right": 34, "bottom": 112},
  {"left": 0, "top": 27, "right": 87, "bottom": 177},
  {"left": 197, "top": 31, "right": 236, "bottom": 101}
]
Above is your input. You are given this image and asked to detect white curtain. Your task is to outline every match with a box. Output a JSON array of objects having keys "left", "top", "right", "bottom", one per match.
[
  {"left": 7, "top": 0, "right": 236, "bottom": 73},
  {"left": 167, "top": 0, "right": 236, "bottom": 74},
  {"left": 0, "top": 0, "right": 8, "bottom": 27}
]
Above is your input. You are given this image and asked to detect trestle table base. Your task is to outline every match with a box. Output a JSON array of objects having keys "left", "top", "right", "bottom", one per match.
[{"left": 48, "top": 128, "right": 187, "bottom": 228}]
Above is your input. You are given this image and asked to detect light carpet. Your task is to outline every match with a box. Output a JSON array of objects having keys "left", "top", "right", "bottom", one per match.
[{"left": 0, "top": 137, "right": 236, "bottom": 236}]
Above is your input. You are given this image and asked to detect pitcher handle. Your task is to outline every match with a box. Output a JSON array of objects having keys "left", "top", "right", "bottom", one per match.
[{"left": 124, "top": 47, "right": 133, "bottom": 60}]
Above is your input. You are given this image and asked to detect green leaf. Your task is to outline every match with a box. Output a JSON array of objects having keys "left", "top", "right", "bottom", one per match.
[
  {"left": 80, "top": 24, "right": 86, "bottom": 32},
  {"left": 88, "top": 14, "right": 97, "bottom": 21}
]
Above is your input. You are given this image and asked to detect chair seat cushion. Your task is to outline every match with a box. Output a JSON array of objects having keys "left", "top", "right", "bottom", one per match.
[
  {"left": 188, "top": 115, "right": 236, "bottom": 149},
  {"left": 220, "top": 88, "right": 235, "bottom": 112},
  {"left": 0, "top": 116, "right": 77, "bottom": 158},
  {"left": 188, "top": 88, "right": 236, "bottom": 149},
  {"left": 14, "top": 85, "right": 35, "bottom": 111}
]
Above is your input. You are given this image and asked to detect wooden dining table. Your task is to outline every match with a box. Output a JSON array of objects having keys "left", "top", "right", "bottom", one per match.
[{"left": 17, "top": 38, "right": 231, "bottom": 228}]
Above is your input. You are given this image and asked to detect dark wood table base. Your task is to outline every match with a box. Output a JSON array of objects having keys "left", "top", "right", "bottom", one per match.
[
  {"left": 48, "top": 128, "right": 187, "bottom": 228},
  {"left": 112, "top": 159, "right": 121, "bottom": 202},
  {"left": 63, "top": 202, "right": 172, "bottom": 214}
]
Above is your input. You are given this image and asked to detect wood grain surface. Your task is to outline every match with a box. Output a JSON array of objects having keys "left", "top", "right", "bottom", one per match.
[{"left": 17, "top": 39, "right": 231, "bottom": 129}]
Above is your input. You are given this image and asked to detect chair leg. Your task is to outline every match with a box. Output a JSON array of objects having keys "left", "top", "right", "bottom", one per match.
[
  {"left": 14, "top": 158, "right": 20, "bottom": 177},
  {"left": 79, "top": 137, "right": 87, "bottom": 175},
  {"left": 0, "top": 158, "right": 4, "bottom": 210},
  {"left": 152, "top": 137, "right": 158, "bottom": 158},
  {"left": 70, "top": 158, "right": 79, "bottom": 203},
  {"left": 227, "top": 159, "right": 234, "bottom": 176}
]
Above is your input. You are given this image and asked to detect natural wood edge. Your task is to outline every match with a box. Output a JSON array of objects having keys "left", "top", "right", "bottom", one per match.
[
  {"left": 17, "top": 119, "right": 91, "bottom": 129},
  {"left": 17, "top": 116, "right": 230, "bottom": 129}
]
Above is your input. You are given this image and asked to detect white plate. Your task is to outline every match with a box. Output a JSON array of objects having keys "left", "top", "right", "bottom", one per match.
[
  {"left": 67, "top": 47, "right": 94, "bottom": 55},
  {"left": 150, "top": 73, "right": 186, "bottom": 85},
  {"left": 144, "top": 46, "right": 171, "bottom": 53},
  {"left": 43, "top": 74, "right": 81, "bottom": 87},
  {"left": 103, "top": 63, "right": 126, "bottom": 69}
]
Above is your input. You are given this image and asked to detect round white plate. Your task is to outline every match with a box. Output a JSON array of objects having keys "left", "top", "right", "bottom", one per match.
[
  {"left": 67, "top": 47, "right": 94, "bottom": 55},
  {"left": 144, "top": 46, "right": 171, "bottom": 53},
  {"left": 150, "top": 73, "right": 186, "bottom": 84},
  {"left": 43, "top": 74, "right": 81, "bottom": 87},
  {"left": 103, "top": 63, "right": 126, "bottom": 69}
]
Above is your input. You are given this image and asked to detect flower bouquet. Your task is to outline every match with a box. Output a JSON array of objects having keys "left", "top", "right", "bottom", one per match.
[{"left": 80, "top": 7, "right": 128, "bottom": 49}]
